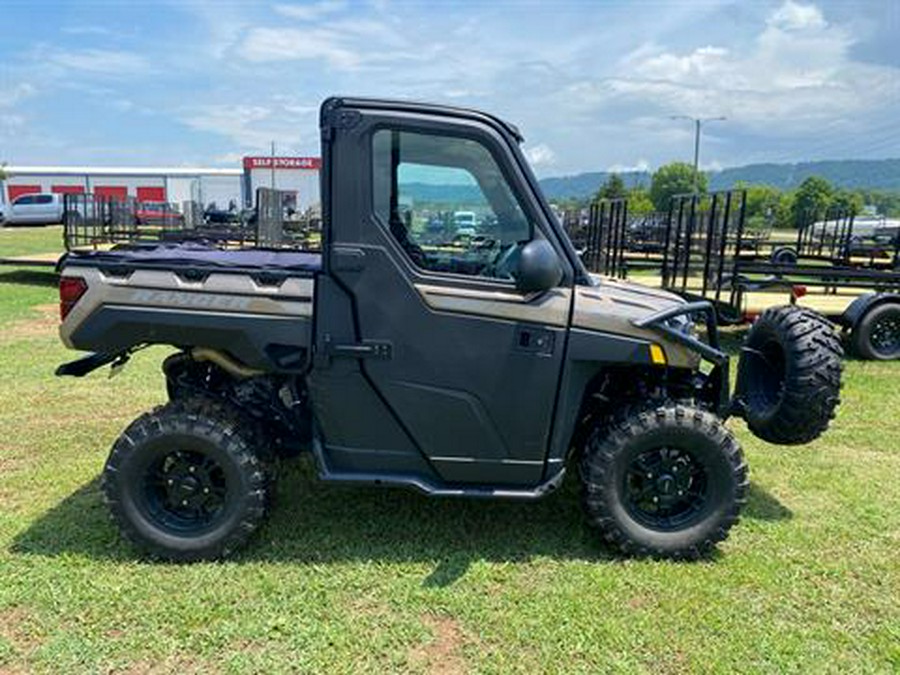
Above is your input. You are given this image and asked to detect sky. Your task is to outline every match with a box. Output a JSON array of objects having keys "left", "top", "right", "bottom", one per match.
[{"left": 0, "top": 0, "right": 897, "bottom": 177}]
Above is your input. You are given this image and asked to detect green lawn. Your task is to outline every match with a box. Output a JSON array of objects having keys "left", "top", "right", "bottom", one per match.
[
  {"left": 0, "top": 227, "right": 898, "bottom": 673},
  {"left": 0, "top": 225, "right": 64, "bottom": 258}
]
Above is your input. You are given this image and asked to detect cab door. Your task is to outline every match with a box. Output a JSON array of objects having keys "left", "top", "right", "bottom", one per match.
[
  {"left": 34, "top": 194, "right": 58, "bottom": 223},
  {"left": 10, "top": 194, "right": 39, "bottom": 223},
  {"left": 310, "top": 100, "right": 575, "bottom": 487}
]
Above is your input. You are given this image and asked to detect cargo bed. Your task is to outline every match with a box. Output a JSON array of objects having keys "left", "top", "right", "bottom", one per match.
[
  {"left": 61, "top": 243, "right": 322, "bottom": 275},
  {"left": 59, "top": 244, "right": 318, "bottom": 372}
]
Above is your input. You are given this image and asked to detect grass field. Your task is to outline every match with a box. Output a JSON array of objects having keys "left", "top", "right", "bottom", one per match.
[{"left": 0, "top": 227, "right": 898, "bottom": 673}]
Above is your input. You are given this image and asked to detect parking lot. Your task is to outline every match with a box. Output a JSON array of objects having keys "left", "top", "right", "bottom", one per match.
[{"left": 0, "top": 226, "right": 897, "bottom": 673}]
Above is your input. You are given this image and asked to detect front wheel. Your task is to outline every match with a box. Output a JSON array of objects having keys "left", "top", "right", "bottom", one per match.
[
  {"left": 103, "top": 400, "right": 270, "bottom": 561},
  {"left": 580, "top": 405, "right": 748, "bottom": 559}
]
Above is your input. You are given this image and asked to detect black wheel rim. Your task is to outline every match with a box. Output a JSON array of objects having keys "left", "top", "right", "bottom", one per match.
[
  {"left": 870, "top": 313, "right": 900, "bottom": 357},
  {"left": 746, "top": 339, "right": 786, "bottom": 413},
  {"left": 142, "top": 449, "right": 229, "bottom": 533},
  {"left": 624, "top": 447, "right": 709, "bottom": 530}
]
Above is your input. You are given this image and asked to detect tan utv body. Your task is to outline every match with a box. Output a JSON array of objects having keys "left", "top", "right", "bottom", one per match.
[{"left": 55, "top": 97, "right": 843, "bottom": 562}]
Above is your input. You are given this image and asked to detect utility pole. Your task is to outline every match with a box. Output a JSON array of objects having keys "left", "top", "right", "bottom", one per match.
[
  {"left": 270, "top": 141, "right": 276, "bottom": 189},
  {"left": 670, "top": 116, "right": 726, "bottom": 194}
]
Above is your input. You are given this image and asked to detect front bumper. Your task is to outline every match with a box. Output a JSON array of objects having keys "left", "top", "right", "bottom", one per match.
[{"left": 633, "top": 300, "right": 731, "bottom": 415}]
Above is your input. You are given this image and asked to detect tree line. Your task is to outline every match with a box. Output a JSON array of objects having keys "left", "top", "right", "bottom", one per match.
[{"left": 580, "top": 162, "right": 900, "bottom": 230}]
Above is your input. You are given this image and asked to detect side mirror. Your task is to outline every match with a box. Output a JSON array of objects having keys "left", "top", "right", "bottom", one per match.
[{"left": 517, "top": 239, "right": 564, "bottom": 292}]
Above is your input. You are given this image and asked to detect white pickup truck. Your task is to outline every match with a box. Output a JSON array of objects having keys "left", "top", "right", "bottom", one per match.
[{"left": 0, "top": 192, "right": 66, "bottom": 226}]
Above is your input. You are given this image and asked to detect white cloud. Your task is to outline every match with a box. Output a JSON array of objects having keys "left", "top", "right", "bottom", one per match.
[
  {"left": 604, "top": 0, "right": 895, "bottom": 133},
  {"left": 768, "top": 1, "right": 827, "bottom": 31},
  {"left": 236, "top": 17, "right": 414, "bottom": 70},
  {"left": 4, "top": 0, "right": 896, "bottom": 171},
  {"left": 0, "top": 83, "right": 37, "bottom": 108},
  {"left": 39, "top": 48, "right": 152, "bottom": 76},
  {"left": 525, "top": 143, "right": 557, "bottom": 167},
  {"left": 273, "top": 1, "right": 346, "bottom": 21},
  {"left": 214, "top": 151, "right": 248, "bottom": 164},
  {"left": 238, "top": 27, "right": 362, "bottom": 68},
  {"left": 0, "top": 113, "right": 25, "bottom": 132},
  {"left": 608, "top": 159, "right": 650, "bottom": 173},
  {"left": 181, "top": 101, "right": 319, "bottom": 153},
  {"left": 60, "top": 25, "right": 117, "bottom": 37},
  {"left": 634, "top": 46, "right": 730, "bottom": 81}
]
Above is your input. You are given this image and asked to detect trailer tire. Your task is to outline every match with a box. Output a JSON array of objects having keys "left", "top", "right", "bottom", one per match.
[
  {"left": 102, "top": 399, "right": 270, "bottom": 562},
  {"left": 580, "top": 404, "right": 748, "bottom": 560},
  {"left": 770, "top": 246, "right": 798, "bottom": 266},
  {"left": 738, "top": 306, "right": 842, "bottom": 445},
  {"left": 850, "top": 302, "right": 900, "bottom": 360}
]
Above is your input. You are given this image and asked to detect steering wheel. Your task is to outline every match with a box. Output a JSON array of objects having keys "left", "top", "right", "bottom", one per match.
[{"left": 485, "top": 242, "right": 520, "bottom": 280}]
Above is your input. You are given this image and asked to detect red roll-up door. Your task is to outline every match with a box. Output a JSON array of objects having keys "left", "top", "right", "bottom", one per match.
[
  {"left": 136, "top": 186, "right": 166, "bottom": 202},
  {"left": 52, "top": 185, "right": 85, "bottom": 195},
  {"left": 94, "top": 186, "right": 128, "bottom": 202},
  {"left": 8, "top": 185, "right": 41, "bottom": 201}
]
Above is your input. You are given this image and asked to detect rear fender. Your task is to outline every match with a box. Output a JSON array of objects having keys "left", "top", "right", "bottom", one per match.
[{"left": 840, "top": 292, "right": 900, "bottom": 330}]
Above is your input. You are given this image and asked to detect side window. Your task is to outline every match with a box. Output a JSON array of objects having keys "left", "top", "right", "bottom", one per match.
[
  {"left": 373, "top": 129, "right": 533, "bottom": 280},
  {"left": 36, "top": 195, "right": 53, "bottom": 204},
  {"left": 14, "top": 195, "right": 35, "bottom": 205}
]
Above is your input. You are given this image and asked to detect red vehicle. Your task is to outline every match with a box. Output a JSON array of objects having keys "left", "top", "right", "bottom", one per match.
[{"left": 134, "top": 201, "right": 184, "bottom": 226}]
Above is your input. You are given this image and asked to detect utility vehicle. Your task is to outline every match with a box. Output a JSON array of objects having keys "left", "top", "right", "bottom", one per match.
[{"left": 55, "top": 97, "right": 843, "bottom": 561}]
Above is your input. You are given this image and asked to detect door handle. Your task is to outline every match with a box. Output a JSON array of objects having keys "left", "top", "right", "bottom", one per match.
[
  {"left": 515, "top": 327, "right": 555, "bottom": 355},
  {"left": 322, "top": 334, "right": 392, "bottom": 360},
  {"left": 332, "top": 247, "right": 365, "bottom": 271}
]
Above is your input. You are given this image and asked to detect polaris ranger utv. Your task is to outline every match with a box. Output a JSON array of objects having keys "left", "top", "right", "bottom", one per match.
[{"left": 55, "top": 97, "right": 843, "bottom": 561}]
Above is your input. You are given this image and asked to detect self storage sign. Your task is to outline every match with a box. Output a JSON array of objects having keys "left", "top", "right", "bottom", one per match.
[{"left": 242, "top": 157, "right": 321, "bottom": 170}]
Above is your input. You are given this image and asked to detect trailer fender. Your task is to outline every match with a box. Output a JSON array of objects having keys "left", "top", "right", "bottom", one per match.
[{"left": 840, "top": 292, "right": 900, "bottom": 329}]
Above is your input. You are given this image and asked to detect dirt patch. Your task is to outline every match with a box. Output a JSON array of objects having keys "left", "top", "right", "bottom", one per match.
[
  {"left": 407, "top": 614, "right": 467, "bottom": 675},
  {"left": 0, "top": 606, "right": 42, "bottom": 655},
  {"left": 2, "top": 304, "right": 59, "bottom": 342},
  {"left": 112, "top": 655, "right": 218, "bottom": 675},
  {"left": 0, "top": 455, "right": 27, "bottom": 473}
]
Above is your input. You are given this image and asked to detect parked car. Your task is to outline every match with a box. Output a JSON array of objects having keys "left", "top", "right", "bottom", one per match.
[
  {"left": 453, "top": 210, "right": 478, "bottom": 237},
  {"left": 134, "top": 201, "right": 185, "bottom": 227},
  {"left": 0, "top": 192, "right": 66, "bottom": 226}
]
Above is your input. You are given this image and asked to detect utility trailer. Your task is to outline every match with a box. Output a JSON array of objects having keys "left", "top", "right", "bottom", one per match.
[
  {"left": 581, "top": 190, "right": 900, "bottom": 360},
  {"left": 766, "top": 210, "right": 900, "bottom": 270},
  {"left": 62, "top": 188, "right": 321, "bottom": 253}
]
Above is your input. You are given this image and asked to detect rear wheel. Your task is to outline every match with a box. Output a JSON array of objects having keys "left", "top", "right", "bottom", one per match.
[
  {"left": 580, "top": 404, "right": 748, "bottom": 559},
  {"left": 103, "top": 399, "right": 270, "bottom": 562},
  {"left": 851, "top": 302, "right": 900, "bottom": 360}
]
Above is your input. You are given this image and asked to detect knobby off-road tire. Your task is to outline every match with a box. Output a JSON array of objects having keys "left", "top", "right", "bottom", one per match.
[
  {"left": 739, "top": 306, "right": 842, "bottom": 445},
  {"left": 102, "top": 398, "right": 271, "bottom": 562},
  {"left": 176, "top": 394, "right": 280, "bottom": 513},
  {"left": 580, "top": 404, "right": 748, "bottom": 560},
  {"left": 850, "top": 302, "right": 900, "bottom": 360}
]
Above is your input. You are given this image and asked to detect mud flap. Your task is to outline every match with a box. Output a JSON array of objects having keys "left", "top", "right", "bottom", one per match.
[{"left": 55, "top": 350, "right": 130, "bottom": 377}]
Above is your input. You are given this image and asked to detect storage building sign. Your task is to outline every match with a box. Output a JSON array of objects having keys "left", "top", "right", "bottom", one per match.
[{"left": 242, "top": 157, "right": 322, "bottom": 170}]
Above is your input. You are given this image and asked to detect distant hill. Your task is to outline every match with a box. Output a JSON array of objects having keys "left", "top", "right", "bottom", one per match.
[
  {"left": 538, "top": 159, "right": 900, "bottom": 200},
  {"left": 401, "top": 183, "right": 485, "bottom": 204}
]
